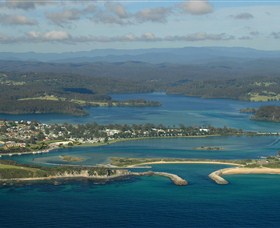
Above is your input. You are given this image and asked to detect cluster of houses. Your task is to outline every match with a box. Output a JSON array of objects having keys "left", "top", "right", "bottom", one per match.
[{"left": 0, "top": 120, "right": 214, "bottom": 151}]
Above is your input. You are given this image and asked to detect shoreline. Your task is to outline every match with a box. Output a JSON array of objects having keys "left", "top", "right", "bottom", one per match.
[
  {"left": 209, "top": 167, "right": 280, "bottom": 184},
  {"left": 0, "top": 135, "right": 222, "bottom": 158},
  {"left": 0, "top": 170, "right": 188, "bottom": 186},
  {"left": 0, "top": 148, "right": 55, "bottom": 157},
  {"left": 123, "top": 160, "right": 242, "bottom": 168}
]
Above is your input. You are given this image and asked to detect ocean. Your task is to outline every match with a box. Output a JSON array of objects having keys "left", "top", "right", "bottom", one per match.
[
  {"left": 0, "top": 93, "right": 280, "bottom": 227},
  {"left": 1, "top": 164, "right": 280, "bottom": 227}
]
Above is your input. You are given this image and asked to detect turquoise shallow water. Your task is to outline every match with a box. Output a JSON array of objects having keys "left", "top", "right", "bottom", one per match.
[
  {"left": 7, "top": 136, "right": 280, "bottom": 166},
  {"left": 2, "top": 136, "right": 280, "bottom": 227},
  {"left": 0, "top": 93, "right": 279, "bottom": 131},
  {"left": 1, "top": 94, "right": 280, "bottom": 227}
]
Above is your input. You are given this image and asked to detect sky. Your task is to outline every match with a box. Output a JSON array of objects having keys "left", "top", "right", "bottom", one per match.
[{"left": 0, "top": 0, "right": 280, "bottom": 52}]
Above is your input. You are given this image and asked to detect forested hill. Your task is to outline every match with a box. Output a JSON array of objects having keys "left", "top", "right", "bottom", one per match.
[
  {"left": 0, "top": 58, "right": 280, "bottom": 81},
  {"left": 0, "top": 54, "right": 280, "bottom": 115},
  {"left": 252, "top": 106, "right": 280, "bottom": 122},
  {"left": 1, "top": 47, "right": 280, "bottom": 63}
]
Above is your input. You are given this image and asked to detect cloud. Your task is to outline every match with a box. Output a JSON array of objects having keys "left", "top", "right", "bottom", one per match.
[
  {"left": 90, "top": 3, "right": 132, "bottom": 25},
  {"left": 26, "top": 30, "right": 71, "bottom": 42},
  {"left": 135, "top": 7, "right": 172, "bottom": 23},
  {"left": 238, "top": 36, "right": 252, "bottom": 40},
  {"left": 0, "top": 33, "right": 18, "bottom": 43},
  {"left": 68, "top": 32, "right": 234, "bottom": 43},
  {"left": 83, "top": 4, "right": 97, "bottom": 13},
  {"left": 271, "top": 32, "right": 280, "bottom": 39},
  {"left": 87, "top": 3, "right": 173, "bottom": 25},
  {"left": 46, "top": 9, "right": 81, "bottom": 25},
  {"left": 231, "top": 13, "right": 254, "bottom": 20},
  {"left": 106, "top": 2, "right": 129, "bottom": 18},
  {"left": 5, "top": 0, "right": 50, "bottom": 10},
  {"left": 71, "top": 32, "right": 160, "bottom": 43},
  {"left": 0, "top": 31, "right": 236, "bottom": 44},
  {"left": 141, "top": 32, "right": 158, "bottom": 41},
  {"left": 181, "top": 0, "right": 213, "bottom": 15},
  {"left": 249, "top": 31, "right": 259, "bottom": 36},
  {"left": 92, "top": 13, "right": 130, "bottom": 25},
  {"left": 0, "top": 14, "right": 37, "bottom": 25}
]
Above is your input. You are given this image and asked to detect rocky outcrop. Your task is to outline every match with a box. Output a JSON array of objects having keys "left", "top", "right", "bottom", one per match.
[
  {"left": 208, "top": 170, "right": 229, "bottom": 185},
  {"left": 0, "top": 169, "right": 188, "bottom": 186},
  {"left": 132, "top": 171, "right": 188, "bottom": 186}
]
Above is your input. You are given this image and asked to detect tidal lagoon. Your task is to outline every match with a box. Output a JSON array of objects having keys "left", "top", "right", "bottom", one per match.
[{"left": 1, "top": 94, "right": 280, "bottom": 227}]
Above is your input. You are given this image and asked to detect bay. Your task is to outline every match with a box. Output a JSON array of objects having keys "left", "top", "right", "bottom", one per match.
[
  {"left": 1, "top": 93, "right": 280, "bottom": 227},
  {"left": 1, "top": 164, "right": 280, "bottom": 227},
  {"left": 0, "top": 93, "right": 279, "bottom": 131},
  {"left": 8, "top": 136, "right": 280, "bottom": 166}
]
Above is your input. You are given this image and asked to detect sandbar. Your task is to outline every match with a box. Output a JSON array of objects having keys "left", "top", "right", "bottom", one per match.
[
  {"left": 209, "top": 167, "right": 280, "bottom": 184},
  {"left": 126, "top": 160, "right": 242, "bottom": 168}
]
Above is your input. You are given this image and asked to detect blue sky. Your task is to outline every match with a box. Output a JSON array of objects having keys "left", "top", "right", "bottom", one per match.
[{"left": 0, "top": 0, "right": 280, "bottom": 52}]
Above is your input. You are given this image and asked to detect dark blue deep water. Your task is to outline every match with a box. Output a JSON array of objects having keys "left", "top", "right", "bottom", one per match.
[
  {"left": 1, "top": 164, "right": 280, "bottom": 228},
  {"left": 1, "top": 94, "right": 280, "bottom": 227}
]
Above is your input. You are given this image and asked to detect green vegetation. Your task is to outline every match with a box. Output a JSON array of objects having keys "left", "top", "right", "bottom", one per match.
[
  {"left": 59, "top": 155, "right": 84, "bottom": 162},
  {"left": 0, "top": 160, "right": 48, "bottom": 179},
  {"left": 111, "top": 155, "right": 280, "bottom": 169},
  {"left": 167, "top": 77, "right": 280, "bottom": 101},
  {"left": 109, "top": 157, "right": 244, "bottom": 167},
  {"left": 0, "top": 120, "right": 250, "bottom": 155},
  {"left": 248, "top": 92, "right": 280, "bottom": 102},
  {"left": 0, "top": 160, "right": 127, "bottom": 180},
  {"left": 1, "top": 59, "right": 280, "bottom": 115},
  {"left": 0, "top": 71, "right": 159, "bottom": 115},
  {"left": 244, "top": 156, "right": 280, "bottom": 168},
  {"left": 251, "top": 106, "right": 280, "bottom": 122}
]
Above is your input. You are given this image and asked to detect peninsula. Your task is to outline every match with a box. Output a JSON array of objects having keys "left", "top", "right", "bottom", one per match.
[
  {"left": 109, "top": 156, "right": 280, "bottom": 185},
  {"left": 0, "top": 160, "right": 187, "bottom": 186},
  {"left": 0, "top": 120, "right": 252, "bottom": 156},
  {"left": 1, "top": 120, "right": 280, "bottom": 186},
  {"left": 209, "top": 167, "right": 280, "bottom": 185}
]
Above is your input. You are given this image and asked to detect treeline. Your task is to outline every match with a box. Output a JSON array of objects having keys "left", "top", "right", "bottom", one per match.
[
  {"left": 167, "top": 76, "right": 280, "bottom": 101},
  {"left": 1, "top": 60, "right": 280, "bottom": 115},
  {"left": 0, "top": 100, "right": 87, "bottom": 116},
  {"left": 0, "top": 159, "right": 124, "bottom": 179},
  {"left": 0, "top": 71, "right": 156, "bottom": 115},
  {"left": 252, "top": 106, "right": 280, "bottom": 122}
]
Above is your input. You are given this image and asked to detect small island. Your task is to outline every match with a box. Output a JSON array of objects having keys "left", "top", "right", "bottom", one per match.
[
  {"left": 59, "top": 155, "right": 84, "bottom": 162},
  {"left": 251, "top": 106, "right": 280, "bottom": 122},
  {"left": 0, "top": 120, "right": 280, "bottom": 187},
  {"left": 192, "top": 146, "right": 224, "bottom": 151}
]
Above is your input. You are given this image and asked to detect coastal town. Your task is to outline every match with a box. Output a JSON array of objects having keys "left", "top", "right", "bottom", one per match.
[
  {"left": 1, "top": 119, "right": 280, "bottom": 188},
  {"left": 0, "top": 119, "right": 251, "bottom": 155}
]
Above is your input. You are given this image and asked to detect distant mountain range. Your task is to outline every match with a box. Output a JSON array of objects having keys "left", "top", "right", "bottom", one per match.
[{"left": 1, "top": 47, "right": 280, "bottom": 64}]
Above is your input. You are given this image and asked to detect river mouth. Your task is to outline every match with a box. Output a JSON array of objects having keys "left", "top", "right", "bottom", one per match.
[
  {"left": 6, "top": 136, "right": 279, "bottom": 168},
  {"left": 0, "top": 93, "right": 279, "bottom": 132}
]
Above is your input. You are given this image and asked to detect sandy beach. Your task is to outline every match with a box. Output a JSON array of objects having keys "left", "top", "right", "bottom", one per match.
[
  {"left": 209, "top": 167, "right": 280, "bottom": 184},
  {"left": 126, "top": 160, "right": 242, "bottom": 168}
]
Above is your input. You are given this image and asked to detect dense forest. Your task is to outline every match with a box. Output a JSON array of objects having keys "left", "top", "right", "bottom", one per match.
[
  {"left": 0, "top": 71, "right": 158, "bottom": 115},
  {"left": 0, "top": 59, "right": 280, "bottom": 115},
  {"left": 252, "top": 106, "right": 280, "bottom": 122},
  {"left": 168, "top": 77, "right": 280, "bottom": 101}
]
